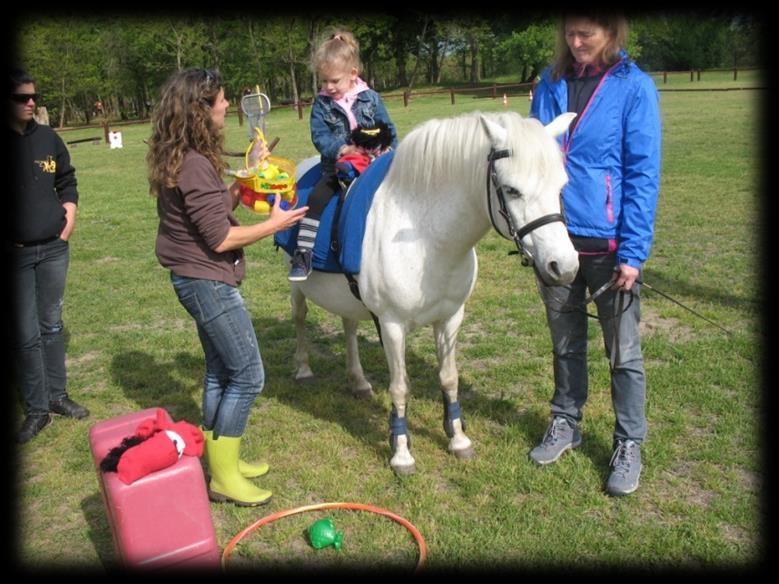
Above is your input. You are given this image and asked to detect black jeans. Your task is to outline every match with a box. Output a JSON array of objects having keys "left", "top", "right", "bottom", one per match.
[
  {"left": 306, "top": 169, "right": 340, "bottom": 220},
  {"left": 8, "top": 238, "right": 70, "bottom": 415}
]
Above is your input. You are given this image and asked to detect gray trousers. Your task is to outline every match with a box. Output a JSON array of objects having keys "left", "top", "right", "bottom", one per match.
[{"left": 537, "top": 252, "right": 647, "bottom": 443}]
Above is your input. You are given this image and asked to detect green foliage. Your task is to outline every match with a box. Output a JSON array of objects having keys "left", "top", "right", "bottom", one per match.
[{"left": 14, "top": 14, "right": 760, "bottom": 126}]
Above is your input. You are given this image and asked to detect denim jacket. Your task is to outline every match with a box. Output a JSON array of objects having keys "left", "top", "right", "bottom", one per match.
[{"left": 310, "top": 88, "right": 398, "bottom": 170}]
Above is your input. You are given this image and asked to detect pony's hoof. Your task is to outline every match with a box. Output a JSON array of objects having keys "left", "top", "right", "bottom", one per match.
[
  {"left": 351, "top": 387, "right": 375, "bottom": 399},
  {"left": 451, "top": 445, "right": 476, "bottom": 460},
  {"left": 391, "top": 462, "right": 416, "bottom": 476}
]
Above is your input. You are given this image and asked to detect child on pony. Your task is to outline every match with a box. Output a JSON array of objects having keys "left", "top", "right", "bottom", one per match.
[{"left": 288, "top": 30, "right": 398, "bottom": 282}]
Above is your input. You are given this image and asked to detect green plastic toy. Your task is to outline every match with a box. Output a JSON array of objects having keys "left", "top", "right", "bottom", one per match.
[{"left": 308, "top": 517, "right": 344, "bottom": 551}]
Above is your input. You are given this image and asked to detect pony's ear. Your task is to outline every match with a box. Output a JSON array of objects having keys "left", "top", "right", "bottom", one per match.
[
  {"left": 480, "top": 115, "right": 508, "bottom": 145},
  {"left": 544, "top": 112, "right": 577, "bottom": 138}
]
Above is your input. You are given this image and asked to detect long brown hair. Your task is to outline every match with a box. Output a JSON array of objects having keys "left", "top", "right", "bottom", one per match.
[
  {"left": 551, "top": 13, "right": 628, "bottom": 81},
  {"left": 147, "top": 68, "right": 226, "bottom": 196}
]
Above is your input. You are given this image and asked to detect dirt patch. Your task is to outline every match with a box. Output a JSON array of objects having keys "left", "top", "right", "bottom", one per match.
[{"left": 640, "top": 304, "right": 695, "bottom": 342}]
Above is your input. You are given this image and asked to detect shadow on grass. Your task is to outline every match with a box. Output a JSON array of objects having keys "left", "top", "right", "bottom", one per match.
[
  {"left": 109, "top": 350, "right": 202, "bottom": 424},
  {"left": 642, "top": 267, "right": 758, "bottom": 310},
  {"left": 80, "top": 492, "right": 120, "bottom": 570},
  {"left": 254, "top": 314, "right": 572, "bottom": 468}
]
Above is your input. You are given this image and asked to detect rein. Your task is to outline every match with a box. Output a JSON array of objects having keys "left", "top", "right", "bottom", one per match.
[{"left": 486, "top": 148, "right": 566, "bottom": 267}]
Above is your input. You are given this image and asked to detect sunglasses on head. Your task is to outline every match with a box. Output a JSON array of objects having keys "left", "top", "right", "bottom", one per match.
[
  {"left": 11, "top": 93, "right": 38, "bottom": 103},
  {"left": 201, "top": 69, "right": 216, "bottom": 85}
]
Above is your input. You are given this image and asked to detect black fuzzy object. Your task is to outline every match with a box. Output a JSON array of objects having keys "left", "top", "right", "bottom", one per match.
[
  {"left": 349, "top": 122, "right": 393, "bottom": 153},
  {"left": 99, "top": 435, "right": 146, "bottom": 472}
]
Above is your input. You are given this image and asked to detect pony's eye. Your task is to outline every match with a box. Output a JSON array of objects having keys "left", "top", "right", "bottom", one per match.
[{"left": 503, "top": 186, "right": 521, "bottom": 198}]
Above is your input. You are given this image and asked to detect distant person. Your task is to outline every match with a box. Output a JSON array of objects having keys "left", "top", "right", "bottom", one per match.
[
  {"left": 94, "top": 99, "right": 104, "bottom": 117},
  {"left": 8, "top": 67, "right": 90, "bottom": 444},
  {"left": 528, "top": 13, "right": 661, "bottom": 496},
  {"left": 147, "top": 68, "right": 308, "bottom": 506},
  {"left": 287, "top": 29, "right": 397, "bottom": 282}
]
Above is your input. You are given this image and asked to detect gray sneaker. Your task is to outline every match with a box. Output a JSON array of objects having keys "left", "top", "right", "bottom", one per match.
[
  {"left": 529, "top": 416, "right": 582, "bottom": 465},
  {"left": 605, "top": 439, "right": 642, "bottom": 496}
]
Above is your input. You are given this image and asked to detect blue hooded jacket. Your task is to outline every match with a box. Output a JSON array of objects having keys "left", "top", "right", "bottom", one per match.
[{"left": 530, "top": 51, "right": 661, "bottom": 268}]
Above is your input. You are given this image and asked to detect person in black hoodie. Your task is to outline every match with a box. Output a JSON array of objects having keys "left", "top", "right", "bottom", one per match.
[{"left": 8, "top": 68, "right": 89, "bottom": 444}]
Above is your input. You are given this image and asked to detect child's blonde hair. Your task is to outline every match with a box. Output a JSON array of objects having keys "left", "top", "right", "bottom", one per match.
[{"left": 312, "top": 30, "right": 361, "bottom": 75}]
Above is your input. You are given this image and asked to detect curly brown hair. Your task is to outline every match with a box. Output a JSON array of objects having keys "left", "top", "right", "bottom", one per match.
[{"left": 147, "top": 68, "right": 226, "bottom": 196}]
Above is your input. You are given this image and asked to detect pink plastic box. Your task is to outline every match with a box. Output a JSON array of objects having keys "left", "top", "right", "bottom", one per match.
[{"left": 89, "top": 407, "right": 220, "bottom": 569}]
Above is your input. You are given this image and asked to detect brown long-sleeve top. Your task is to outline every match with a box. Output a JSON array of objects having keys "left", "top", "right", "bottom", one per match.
[{"left": 155, "top": 150, "right": 245, "bottom": 286}]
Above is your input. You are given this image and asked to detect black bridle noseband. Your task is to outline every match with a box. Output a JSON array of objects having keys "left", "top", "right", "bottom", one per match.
[{"left": 486, "top": 148, "right": 566, "bottom": 267}]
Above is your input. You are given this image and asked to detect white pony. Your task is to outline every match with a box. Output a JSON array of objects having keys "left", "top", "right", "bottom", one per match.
[{"left": 289, "top": 111, "right": 578, "bottom": 474}]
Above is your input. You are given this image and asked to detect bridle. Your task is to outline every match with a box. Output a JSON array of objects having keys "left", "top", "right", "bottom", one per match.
[{"left": 486, "top": 148, "right": 566, "bottom": 267}]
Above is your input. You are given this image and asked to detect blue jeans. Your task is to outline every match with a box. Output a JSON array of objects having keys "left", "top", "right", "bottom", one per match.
[
  {"left": 537, "top": 252, "right": 647, "bottom": 443},
  {"left": 171, "top": 274, "right": 264, "bottom": 438},
  {"left": 8, "top": 238, "right": 70, "bottom": 415}
]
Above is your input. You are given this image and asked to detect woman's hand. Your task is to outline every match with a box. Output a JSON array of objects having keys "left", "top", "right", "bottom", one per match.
[
  {"left": 267, "top": 193, "right": 308, "bottom": 231},
  {"left": 611, "top": 263, "right": 640, "bottom": 291}
]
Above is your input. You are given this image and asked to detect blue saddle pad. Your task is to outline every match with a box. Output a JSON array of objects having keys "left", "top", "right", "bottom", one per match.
[{"left": 274, "top": 150, "right": 394, "bottom": 274}]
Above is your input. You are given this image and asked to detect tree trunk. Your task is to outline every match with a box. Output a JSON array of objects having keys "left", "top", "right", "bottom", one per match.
[
  {"left": 59, "top": 77, "right": 66, "bottom": 129},
  {"left": 469, "top": 35, "right": 480, "bottom": 85},
  {"left": 406, "top": 17, "right": 430, "bottom": 90}
]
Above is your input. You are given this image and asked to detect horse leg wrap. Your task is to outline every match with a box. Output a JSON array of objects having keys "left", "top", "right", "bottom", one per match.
[
  {"left": 442, "top": 395, "right": 465, "bottom": 438},
  {"left": 389, "top": 407, "right": 410, "bottom": 451}
]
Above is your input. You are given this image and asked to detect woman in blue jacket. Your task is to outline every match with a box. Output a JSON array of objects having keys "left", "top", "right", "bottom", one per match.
[{"left": 528, "top": 13, "right": 661, "bottom": 497}]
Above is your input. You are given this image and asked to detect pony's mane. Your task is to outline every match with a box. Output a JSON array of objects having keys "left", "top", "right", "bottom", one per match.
[{"left": 387, "top": 111, "right": 560, "bottom": 197}]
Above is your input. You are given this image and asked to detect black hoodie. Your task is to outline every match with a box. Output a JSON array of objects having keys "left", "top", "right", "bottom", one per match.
[{"left": 10, "top": 120, "right": 78, "bottom": 243}]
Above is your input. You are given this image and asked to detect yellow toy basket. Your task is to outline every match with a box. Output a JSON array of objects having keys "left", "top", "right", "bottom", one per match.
[{"left": 236, "top": 129, "right": 297, "bottom": 215}]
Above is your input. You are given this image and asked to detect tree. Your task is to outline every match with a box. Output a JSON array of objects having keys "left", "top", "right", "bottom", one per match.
[{"left": 497, "top": 22, "right": 556, "bottom": 82}]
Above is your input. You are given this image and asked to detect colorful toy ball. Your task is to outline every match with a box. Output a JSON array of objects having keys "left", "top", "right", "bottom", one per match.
[{"left": 307, "top": 518, "right": 344, "bottom": 550}]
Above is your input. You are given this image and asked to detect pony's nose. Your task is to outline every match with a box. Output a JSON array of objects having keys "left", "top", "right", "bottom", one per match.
[{"left": 548, "top": 261, "right": 561, "bottom": 279}]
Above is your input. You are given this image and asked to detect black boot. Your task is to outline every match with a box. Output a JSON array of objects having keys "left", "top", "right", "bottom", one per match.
[
  {"left": 18, "top": 414, "right": 52, "bottom": 444},
  {"left": 49, "top": 396, "right": 90, "bottom": 419}
]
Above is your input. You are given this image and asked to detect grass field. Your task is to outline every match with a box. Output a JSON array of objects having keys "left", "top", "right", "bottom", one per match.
[{"left": 13, "top": 77, "right": 763, "bottom": 571}]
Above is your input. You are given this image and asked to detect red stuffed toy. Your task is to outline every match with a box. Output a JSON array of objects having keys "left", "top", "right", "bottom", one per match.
[{"left": 99, "top": 410, "right": 204, "bottom": 485}]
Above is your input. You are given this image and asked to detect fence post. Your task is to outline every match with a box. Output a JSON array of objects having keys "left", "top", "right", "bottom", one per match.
[
  {"left": 663, "top": 71, "right": 667, "bottom": 84},
  {"left": 733, "top": 68, "right": 738, "bottom": 81},
  {"left": 102, "top": 119, "right": 110, "bottom": 144},
  {"left": 697, "top": 70, "right": 701, "bottom": 81},
  {"left": 236, "top": 101, "right": 243, "bottom": 127},
  {"left": 403, "top": 91, "right": 409, "bottom": 108},
  {"left": 449, "top": 89, "right": 455, "bottom": 105},
  {"left": 690, "top": 70, "right": 694, "bottom": 82},
  {"left": 297, "top": 100, "right": 303, "bottom": 120}
]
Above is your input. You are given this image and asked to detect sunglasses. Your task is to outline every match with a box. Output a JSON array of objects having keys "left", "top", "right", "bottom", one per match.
[
  {"left": 11, "top": 93, "right": 38, "bottom": 104},
  {"left": 201, "top": 69, "right": 216, "bottom": 86}
]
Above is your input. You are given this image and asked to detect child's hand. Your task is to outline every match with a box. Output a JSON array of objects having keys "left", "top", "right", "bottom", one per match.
[{"left": 339, "top": 144, "right": 364, "bottom": 157}]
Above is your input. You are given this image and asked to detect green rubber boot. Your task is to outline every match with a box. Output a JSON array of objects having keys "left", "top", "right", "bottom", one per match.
[
  {"left": 203, "top": 428, "right": 269, "bottom": 478},
  {"left": 204, "top": 434, "right": 272, "bottom": 507}
]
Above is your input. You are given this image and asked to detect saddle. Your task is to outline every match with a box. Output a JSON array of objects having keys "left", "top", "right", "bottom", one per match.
[{"left": 274, "top": 150, "right": 395, "bottom": 275}]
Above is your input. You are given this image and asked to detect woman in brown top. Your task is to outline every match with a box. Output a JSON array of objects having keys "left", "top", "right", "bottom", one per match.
[{"left": 147, "top": 68, "right": 307, "bottom": 506}]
